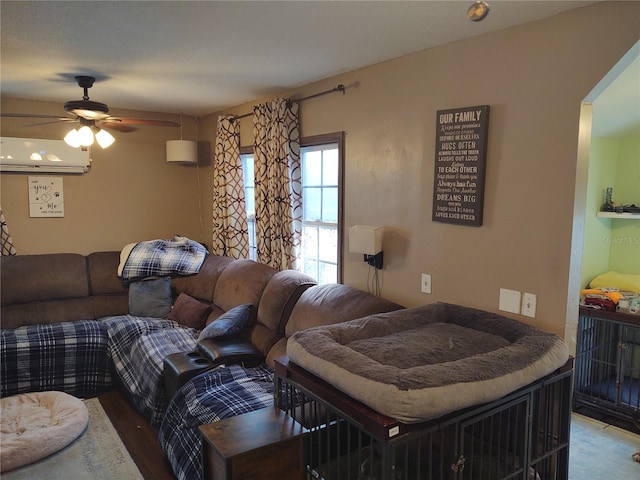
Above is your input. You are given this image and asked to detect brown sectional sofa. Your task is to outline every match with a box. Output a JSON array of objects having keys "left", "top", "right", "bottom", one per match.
[
  {"left": 1, "top": 252, "right": 129, "bottom": 329},
  {"left": 0, "top": 250, "right": 403, "bottom": 437}
]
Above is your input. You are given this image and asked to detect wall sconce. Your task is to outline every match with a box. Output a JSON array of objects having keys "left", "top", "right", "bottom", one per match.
[{"left": 349, "top": 225, "right": 384, "bottom": 270}]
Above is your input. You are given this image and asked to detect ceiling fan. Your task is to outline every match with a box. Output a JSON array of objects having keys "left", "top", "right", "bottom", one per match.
[{"left": 1, "top": 75, "right": 180, "bottom": 148}]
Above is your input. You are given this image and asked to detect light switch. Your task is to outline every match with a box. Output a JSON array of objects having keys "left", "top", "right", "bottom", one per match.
[
  {"left": 499, "top": 288, "right": 521, "bottom": 314},
  {"left": 421, "top": 273, "right": 432, "bottom": 294},
  {"left": 522, "top": 293, "right": 537, "bottom": 318}
]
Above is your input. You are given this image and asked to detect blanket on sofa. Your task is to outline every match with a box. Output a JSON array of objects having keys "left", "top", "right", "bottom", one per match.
[
  {"left": 103, "top": 315, "right": 199, "bottom": 427},
  {"left": 0, "top": 321, "right": 112, "bottom": 398},
  {"left": 158, "top": 364, "right": 275, "bottom": 480},
  {"left": 118, "top": 236, "right": 207, "bottom": 282}
]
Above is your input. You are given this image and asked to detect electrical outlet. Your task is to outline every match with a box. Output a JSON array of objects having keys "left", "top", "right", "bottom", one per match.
[
  {"left": 421, "top": 273, "right": 432, "bottom": 294},
  {"left": 499, "top": 288, "right": 521, "bottom": 314},
  {"left": 522, "top": 293, "right": 537, "bottom": 318}
]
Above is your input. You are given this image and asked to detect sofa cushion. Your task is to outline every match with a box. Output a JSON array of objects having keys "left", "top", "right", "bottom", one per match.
[
  {"left": 87, "top": 251, "right": 129, "bottom": 320},
  {"left": 212, "top": 260, "right": 276, "bottom": 312},
  {"left": 1, "top": 300, "right": 95, "bottom": 330},
  {"left": 171, "top": 255, "right": 235, "bottom": 303},
  {"left": 198, "top": 304, "right": 254, "bottom": 341},
  {"left": 169, "top": 293, "right": 212, "bottom": 330},
  {"left": 252, "top": 270, "right": 316, "bottom": 356},
  {"left": 1, "top": 254, "right": 89, "bottom": 306},
  {"left": 129, "top": 277, "right": 172, "bottom": 318},
  {"left": 265, "top": 337, "right": 287, "bottom": 368},
  {"left": 285, "top": 284, "right": 404, "bottom": 338},
  {"left": 87, "top": 251, "right": 128, "bottom": 296}
]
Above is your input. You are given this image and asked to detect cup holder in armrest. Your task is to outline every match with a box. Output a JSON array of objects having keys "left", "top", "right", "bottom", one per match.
[{"left": 163, "top": 351, "right": 214, "bottom": 401}]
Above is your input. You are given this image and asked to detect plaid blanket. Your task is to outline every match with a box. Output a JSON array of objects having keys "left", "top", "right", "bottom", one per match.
[
  {"left": 0, "top": 320, "right": 112, "bottom": 398},
  {"left": 158, "top": 364, "right": 276, "bottom": 480},
  {"left": 103, "top": 315, "right": 199, "bottom": 427},
  {"left": 119, "top": 235, "right": 208, "bottom": 282}
]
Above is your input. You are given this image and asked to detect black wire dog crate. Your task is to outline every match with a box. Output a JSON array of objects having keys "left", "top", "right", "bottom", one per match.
[
  {"left": 275, "top": 357, "right": 573, "bottom": 480},
  {"left": 573, "top": 307, "right": 640, "bottom": 426}
]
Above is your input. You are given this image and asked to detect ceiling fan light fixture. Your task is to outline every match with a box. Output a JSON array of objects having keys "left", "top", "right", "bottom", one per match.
[
  {"left": 95, "top": 128, "right": 115, "bottom": 148},
  {"left": 64, "top": 128, "right": 82, "bottom": 148},
  {"left": 76, "top": 126, "right": 95, "bottom": 147}
]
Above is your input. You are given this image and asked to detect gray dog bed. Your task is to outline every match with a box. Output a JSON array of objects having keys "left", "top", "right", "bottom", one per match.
[{"left": 287, "top": 302, "right": 569, "bottom": 423}]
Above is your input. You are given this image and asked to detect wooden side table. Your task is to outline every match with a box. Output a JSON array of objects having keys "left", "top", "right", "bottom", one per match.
[{"left": 199, "top": 407, "right": 307, "bottom": 480}]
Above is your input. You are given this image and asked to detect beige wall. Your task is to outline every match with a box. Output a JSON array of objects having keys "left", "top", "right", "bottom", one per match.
[
  {"left": 1, "top": 98, "right": 205, "bottom": 254},
  {"left": 2, "top": 3, "right": 639, "bottom": 339},
  {"left": 203, "top": 2, "right": 640, "bottom": 337}
]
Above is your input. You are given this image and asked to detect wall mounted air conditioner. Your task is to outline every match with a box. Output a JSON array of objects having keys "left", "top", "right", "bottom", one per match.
[{"left": 0, "top": 137, "right": 91, "bottom": 174}]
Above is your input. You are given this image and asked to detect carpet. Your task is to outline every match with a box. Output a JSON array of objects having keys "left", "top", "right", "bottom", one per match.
[{"left": 2, "top": 397, "right": 143, "bottom": 480}]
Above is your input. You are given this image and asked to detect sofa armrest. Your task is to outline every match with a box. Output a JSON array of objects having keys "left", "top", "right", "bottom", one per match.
[{"left": 197, "top": 338, "right": 264, "bottom": 367}]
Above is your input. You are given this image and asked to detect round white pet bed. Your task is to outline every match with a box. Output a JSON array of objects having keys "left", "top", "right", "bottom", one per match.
[{"left": 0, "top": 391, "right": 89, "bottom": 472}]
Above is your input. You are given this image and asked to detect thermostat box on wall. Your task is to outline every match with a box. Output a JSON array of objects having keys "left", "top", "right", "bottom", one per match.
[{"left": 0, "top": 137, "right": 91, "bottom": 174}]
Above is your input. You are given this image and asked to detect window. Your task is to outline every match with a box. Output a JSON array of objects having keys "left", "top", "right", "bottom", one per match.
[
  {"left": 300, "top": 143, "right": 339, "bottom": 283},
  {"left": 240, "top": 153, "right": 257, "bottom": 261},
  {"left": 240, "top": 133, "right": 343, "bottom": 283}
]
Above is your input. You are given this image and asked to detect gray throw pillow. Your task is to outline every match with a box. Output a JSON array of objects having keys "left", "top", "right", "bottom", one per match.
[
  {"left": 198, "top": 304, "right": 254, "bottom": 341},
  {"left": 128, "top": 276, "right": 172, "bottom": 318}
]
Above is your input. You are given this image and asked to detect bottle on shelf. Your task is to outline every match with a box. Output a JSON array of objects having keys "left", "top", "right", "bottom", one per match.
[{"left": 601, "top": 187, "right": 615, "bottom": 212}]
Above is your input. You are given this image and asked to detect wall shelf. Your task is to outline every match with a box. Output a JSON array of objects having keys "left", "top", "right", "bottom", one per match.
[{"left": 596, "top": 211, "right": 640, "bottom": 219}]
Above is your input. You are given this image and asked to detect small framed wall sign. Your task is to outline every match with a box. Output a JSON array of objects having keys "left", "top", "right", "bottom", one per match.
[
  {"left": 432, "top": 105, "right": 490, "bottom": 227},
  {"left": 28, "top": 176, "right": 64, "bottom": 217}
]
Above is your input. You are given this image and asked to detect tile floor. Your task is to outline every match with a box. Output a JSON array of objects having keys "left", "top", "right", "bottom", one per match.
[{"left": 569, "top": 413, "right": 640, "bottom": 479}]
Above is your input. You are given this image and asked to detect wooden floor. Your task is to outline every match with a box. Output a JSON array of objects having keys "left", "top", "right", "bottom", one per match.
[{"left": 99, "top": 389, "right": 177, "bottom": 480}]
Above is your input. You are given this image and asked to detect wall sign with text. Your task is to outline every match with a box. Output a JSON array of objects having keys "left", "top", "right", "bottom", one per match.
[
  {"left": 28, "top": 176, "right": 64, "bottom": 218},
  {"left": 432, "top": 105, "right": 490, "bottom": 227}
]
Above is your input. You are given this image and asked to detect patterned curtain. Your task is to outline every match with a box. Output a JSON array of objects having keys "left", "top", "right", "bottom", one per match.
[
  {"left": 0, "top": 208, "right": 17, "bottom": 256},
  {"left": 253, "top": 99, "right": 302, "bottom": 270},
  {"left": 211, "top": 116, "right": 249, "bottom": 258}
]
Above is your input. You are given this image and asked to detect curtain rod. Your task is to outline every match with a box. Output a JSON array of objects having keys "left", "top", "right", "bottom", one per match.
[{"left": 231, "top": 84, "right": 345, "bottom": 121}]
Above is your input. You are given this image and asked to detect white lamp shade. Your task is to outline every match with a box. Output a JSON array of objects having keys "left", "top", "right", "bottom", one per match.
[
  {"left": 76, "top": 126, "right": 94, "bottom": 147},
  {"left": 166, "top": 140, "right": 197, "bottom": 163},
  {"left": 95, "top": 129, "right": 115, "bottom": 148},
  {"left": 349, "top": 225, "right": 383, "bottom": 255},
  {"left": 64, "top": 128, "right": 82, "bottom": 148}
]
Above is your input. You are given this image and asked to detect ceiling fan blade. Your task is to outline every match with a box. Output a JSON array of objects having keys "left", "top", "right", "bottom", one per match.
[
  {"left": 25, "top": 119, "right": 77, "bottom": 127},
  {"left": 112, "top": 117, "right": 181, "bottom": 127},
  {"left": 98, "top": 121, "right": 137, "bottom": 133},
  {"left": 0, "top": 113, "right": 71, "bottom": 120}
]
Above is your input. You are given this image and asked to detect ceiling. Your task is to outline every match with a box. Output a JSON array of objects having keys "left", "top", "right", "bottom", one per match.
[{"left": 0, "top": 1, "right": 636, "bottom": 138}]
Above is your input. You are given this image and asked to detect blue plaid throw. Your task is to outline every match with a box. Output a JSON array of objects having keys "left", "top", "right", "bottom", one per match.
[
  {"left": 120, "top": 236, "right": 208, "bottom": 282},
  {"left": 158, "top": 364, "right": 276, "bottom": 480},
  {"left": 0, "top": 320, "right": 112, "bottom": 398},
  {"left": 103, "top": 315, "right": 199, "bottom": 427}
]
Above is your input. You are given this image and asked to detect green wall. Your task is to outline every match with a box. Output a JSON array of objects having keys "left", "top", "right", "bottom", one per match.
[
  {"left": 610, "top": 135, "right": 640, "bottom": 273},
  {"left": 582, "top": 134, "right": 640, "bottom": 289}
]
